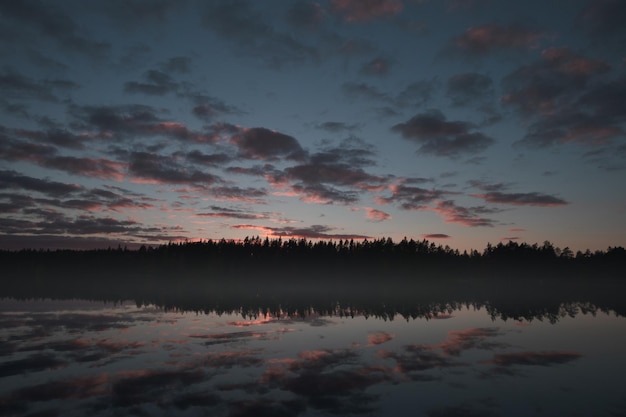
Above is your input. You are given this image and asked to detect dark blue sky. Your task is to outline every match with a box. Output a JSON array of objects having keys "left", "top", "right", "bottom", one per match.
[{"left": 1, "top": 0, "right": 624, "bottom": 251}]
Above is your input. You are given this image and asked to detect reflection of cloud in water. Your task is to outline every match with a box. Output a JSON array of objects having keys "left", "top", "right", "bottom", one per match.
[
  {"left": 0, "top": 299, "right": 616, "bottom": 417},
  {"left": 368, "top": 331, "right": 395, "bottom": 346},
  {"left": 439, "top": 327, "right": 505, "bottom": 356},
  {"left": 485, "top": 351, "right": 582, "bottom": 367}
]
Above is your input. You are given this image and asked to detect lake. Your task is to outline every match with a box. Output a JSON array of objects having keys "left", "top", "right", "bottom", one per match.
[{"left": 2, "top": 292, "right": 626, "bottom": 417}]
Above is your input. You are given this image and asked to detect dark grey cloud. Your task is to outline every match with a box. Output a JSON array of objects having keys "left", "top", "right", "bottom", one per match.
[
  {"left": 392, "top": 110, "right": 494, "bottom": 157},
  {"left": 183, "top": 150, "right": 233, "bottom": 166},
  {"left": 202, "top": 0, "right": 318, "bottom": 68},
  {"left": 197, "top": 206, "right": 271, "bottom": 220},
  {"left": 0, "top": 169, "right": 82, "bottom": 197},
  {"left": 359, "top": 57, "right": 392, "bottom": 77},
  {"left": 452, "top": 23, "right": 544, "bottom": 55},
  {"left": 96, "top": 0, "right": 181, "bottom": 28},
  {"left": 342, "top": 82, "right": 392, "bottom": 103},
  {"left": 396, "top": 79, "right": 439, "bottom": 108},
  {"left": 161, "top": 56, "right": 192, "bottom": 73},
  {"left": 208, "top": 186, "right": 268, "bottom": 203},
  {"left": 578, "top": 0, "right": 626, "bottom": 43},
  {"left": 330, "top": 0, "right": 403, "bottom": 23},
  {"left": 474, "top": 191, "right": 568, "bottom": 206},
  {"left": 70, "top": 104, "right": 218, "bottom": 143},
  {"left": 128, "top": 151, "right": 220, "bottom": 185},
  {"left": 0, "top": 0, "right": 110, "bottom": 58},
  {"left": 423, "top": 233, "right": 450, "bottom": 239},
  {"left": 286, "top": 1, "right": 325, "bottom": 30},
  {"left": 230, "top": 127, "right": 307, "bottom": 161},
  {"left": 316, "top": 121, "right": 359, "bottom": 133},
  {"left": 14, "top": 127, "right": 87, "bottom": 150},
  {"left": 376, "top": 184, "right": 448, "bottom": 210},
  {"left": 484, "top": 351, "right": 582, "bottom": 367},
  {"left": 502, "top": 47, "right": 610, "bottom": 118},
  {"left": 446, "top": 73, "right": 494, "bottom": 106},
  {"left": 124, "top": 70, "right": 179, "bottom": 95},
  {"left": 184, "top": 91, "right": 242, "bottom": 121},
  {"left": 0, "top": 68, "right": 78, "bottom": 102},
  {"left": 0, "top": 354, "right": 68, "bottom": 377}
]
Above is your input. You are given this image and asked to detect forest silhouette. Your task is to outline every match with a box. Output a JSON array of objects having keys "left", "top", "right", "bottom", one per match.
[{"left": 2, "top": 237, "right": 624, "bottom": 321}]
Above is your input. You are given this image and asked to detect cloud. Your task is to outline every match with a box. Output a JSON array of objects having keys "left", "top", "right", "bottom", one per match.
[
  {"left": 41, "top": 156, "right": 126, "bottom": 181},
  {"left": 376, "top": 183, "right": 448, "bottom": 210},
  {"left": 128, "top": 151, "right": 220, "bottom": 185},
  {"left": 438, "top": 327, "right": 504, "bottom": 356},
  {"left": 0, "top": 169, "right": 83, "bottom": 197},
  {"left": 202, "top": 0, "right": 318, "bottom": 68},
  {"left": 316, "top": 121, "right": 359, "bottom": 133},
  {"left": 365, "top": 208, "right": 391, "bottom": 222},
  {"left": 231, "top": 224, "right": 370, "bottom": 240},
  {"left": 473, "top": 191, "right": 567, "bottom": 206},
  {"left": 184, "top": 150, "right": 233, "bottom": 167},
  {"left": 13, "top": 127, "right": 88, "bottom": 150},
  {"left": 578, "top": 0, "right": 626, "bottom": 42},
  {"left": 446, "top": 73, "right": 494, "bottom": 106},
  {"left": 359, "top": 57, "right": 392, "bottom": 77},
  {"left": 330, "top": 0, "right": 403, "bottom": 22},
  {"left": 422, "top": 234, "right": 450, "bottom": 239},
  {"left": 502, "top": 47, "right": 610, "bottom": 118},
  {"left": 392, "top": 110, "right": 494, "bottom": 157},
  {"left": 230, "top": 127, "right": 307, "bottom": 161},
  {"left": 286, "top": 1, "right": 325, "bottom": 29},
  {"left": 0, "top": 1, "right": 110, "bottom": 58},
  {"left": 367, "top": 332, "right": 394, "bottom": 346},
  {"left": 396, "top": 79, "right": 439, "bottom": 108},
  {"left": 342, "top": 82, "right": 392, "bottom": 103},
  {"left": 379, "top": 344, "right": 456, "bottom": 375},
  {"left": 124, "top": 70, "right": 179, "bottom": 95},
  {"left": 453, "top": 24, "right": 544, "bottom": 55},
  {"left": 484, "top": 351, "right": 582, "bottom": 367},
  {"left": 428, "top": 200, "right": 497, "bottom": 227},
  {"left": 0, "top": 354, "right": 68, "bottom": 377},
  {"left": 94, "top": 0, "right": 181, "bottom": 29},
  {"left": 0, "top": 68, "right": 78, "bottom": 102}
]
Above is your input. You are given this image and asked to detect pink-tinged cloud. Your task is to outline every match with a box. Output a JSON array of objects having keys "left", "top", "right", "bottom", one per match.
[
  {"left": 427, "top": 200, "right": 496, "bottom": 227},
  {"left": 509, "top": 228, "right": 526, "bottom": 232},
  {"left": 473, "top": 191, "right": 567, "bottom": 206},
  {"left": 455, "top": 24, "right": 544, "bottom": 54},
  {"left": 376, "top": 183, "right": 449, "bottom": 210},
  {"left": 365, "top": 207, "right": 391, "bottom": 222},
  {"left": 541, "top": 47, "right": 610, "bottom": 77},
  {"left": 331, "top": 0, "right": 403, "bottom": 22},
  {"left": 438, "top": 327, "right": 504, "bottom": 356},
  {"left": 231, "top": 224, "right": 370, "bottom": 240},
  {"left": 422, "top": 233, "right": 450, "bottom": 239},
  {"left": 367, "top": 332, "right": 395, "bottom": 346}
]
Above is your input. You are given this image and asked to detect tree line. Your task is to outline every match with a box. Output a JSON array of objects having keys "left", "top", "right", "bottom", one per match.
[{"left": 2, "top": 237, "right": 624, "bottom": 281}]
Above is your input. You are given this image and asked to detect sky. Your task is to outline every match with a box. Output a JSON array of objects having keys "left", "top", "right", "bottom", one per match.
[{"left": 0, "top": 0, "right": 625, "bottom": 252}]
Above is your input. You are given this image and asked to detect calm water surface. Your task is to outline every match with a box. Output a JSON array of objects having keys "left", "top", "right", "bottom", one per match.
[{"left": 1, "top": 298, "right": 625, "bottom": 417}]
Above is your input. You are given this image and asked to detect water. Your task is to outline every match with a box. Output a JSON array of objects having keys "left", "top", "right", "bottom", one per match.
[{"left": 1, "top": 297, "right": 625, "bottom": 417}]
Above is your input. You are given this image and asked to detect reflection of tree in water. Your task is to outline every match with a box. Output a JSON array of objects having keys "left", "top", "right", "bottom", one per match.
[{"left": 2, "top": 238, "right": 624, "bottom": 322}]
